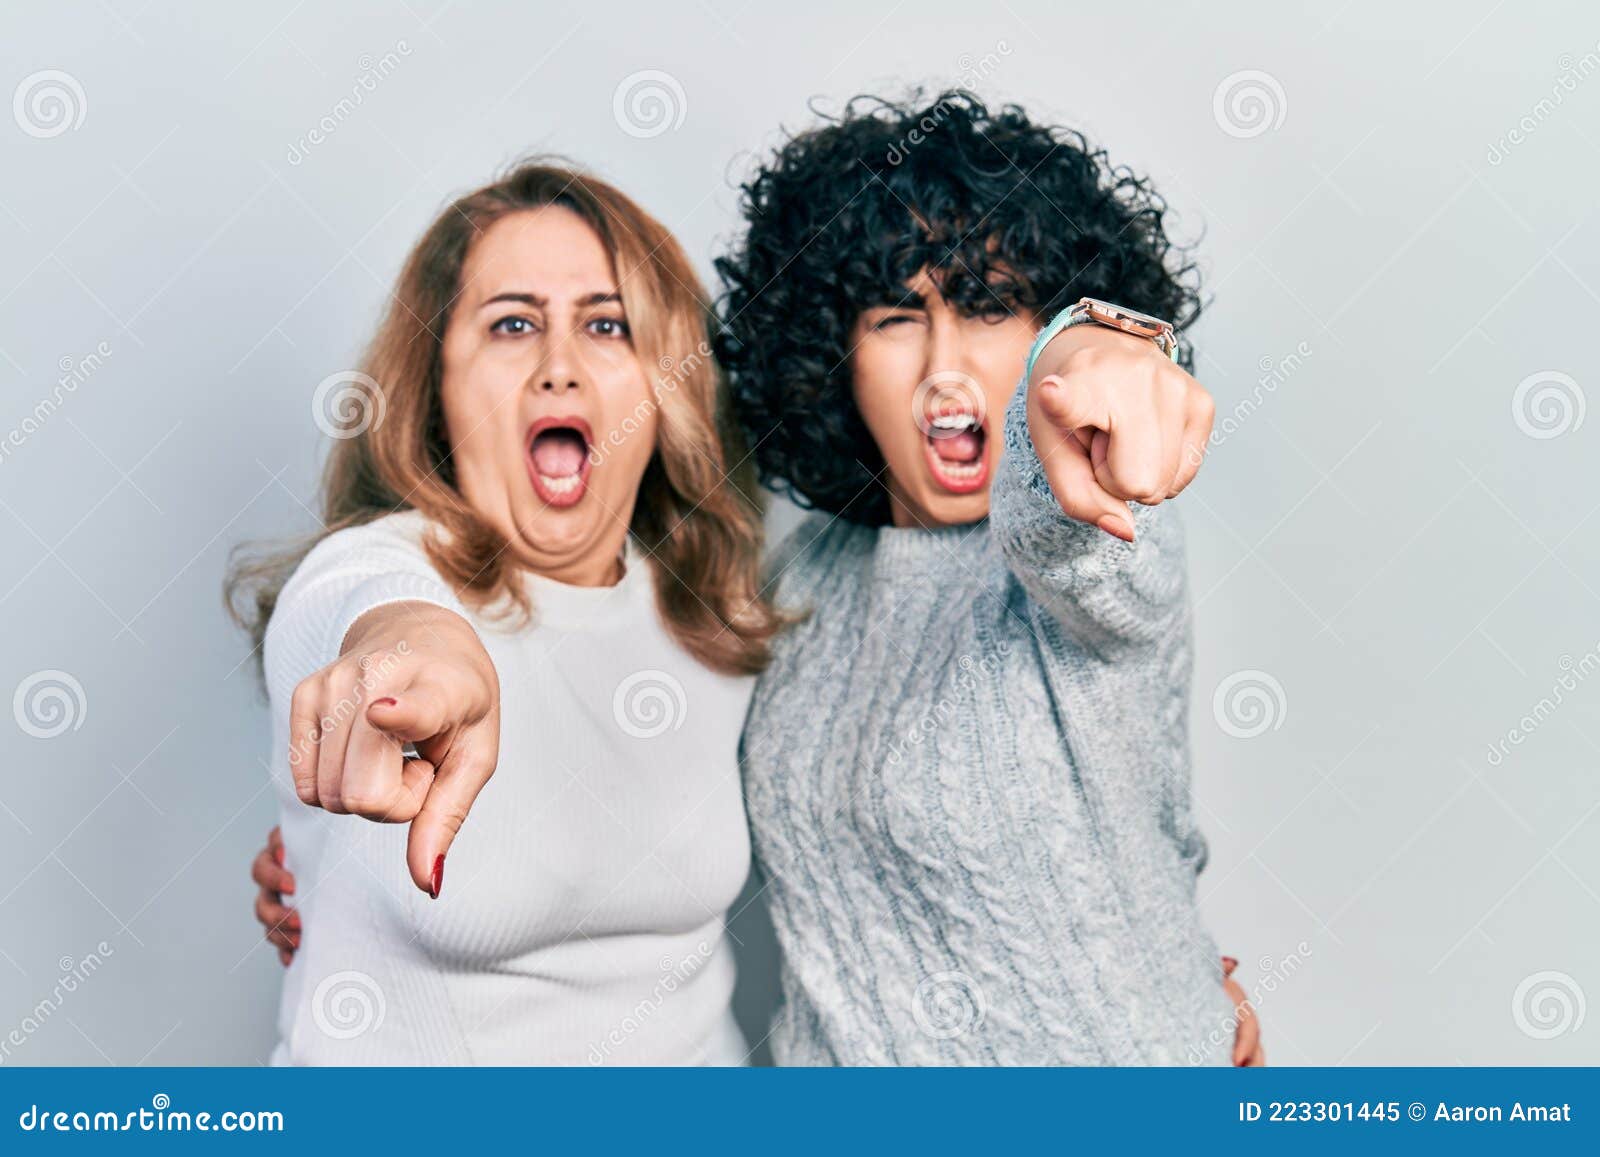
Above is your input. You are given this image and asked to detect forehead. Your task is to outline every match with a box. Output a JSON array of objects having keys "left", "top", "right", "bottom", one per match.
[
  {"left": 871, "top": 262, "right": 1021, "bottom": 308},
  {"left": 460, "top": 205, "right": 618, "bottom": 302}
]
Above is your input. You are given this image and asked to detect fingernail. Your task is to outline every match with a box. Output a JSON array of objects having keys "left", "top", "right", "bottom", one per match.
[
  {"left": 1096, "top": 513, "right": 1134, "bottom": 542},
  {"left": 430, "top": 854, "right": 444, "bottom": 900},
  {"left": 286, "top": 911, "right": 301, "bottom": 929},
  {"left": 273, "top": 845, "right": 285, "bottom": 867},
  {"left": 372, "top": 697, "right": 397, "bottom": 708},
  {"left": 1222, "top": 955, "right": 1239, "bottom": 973}
]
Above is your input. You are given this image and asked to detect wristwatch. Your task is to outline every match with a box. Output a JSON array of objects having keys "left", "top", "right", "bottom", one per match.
[{"left": 1024, "top": 296, "right": 1180, "bottom": 381}]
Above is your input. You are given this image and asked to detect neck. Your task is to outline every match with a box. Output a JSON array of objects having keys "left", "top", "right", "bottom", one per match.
[
  {"left": 886, "top": 483, "right": 983, "bottom": 531},
  {"left": 514, "top": 532, "right": 629, "bottom": 588},
  {"left": 887, "top": 482, "right": 927, "bottom": 529}
]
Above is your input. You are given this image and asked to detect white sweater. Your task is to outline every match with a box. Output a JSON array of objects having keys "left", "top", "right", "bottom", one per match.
[{"left": 263, "top": 510, "right": 754, "bottom": 1065}]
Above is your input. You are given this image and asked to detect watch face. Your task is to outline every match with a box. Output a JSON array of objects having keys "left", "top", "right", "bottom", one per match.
[{"left": 1081, "top": 298, "right": 1167, "bottom": 337}]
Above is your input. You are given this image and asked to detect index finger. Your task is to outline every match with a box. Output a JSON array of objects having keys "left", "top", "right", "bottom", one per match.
[{"left": 405, "top": 721, "right": 498, "bottom": 898}]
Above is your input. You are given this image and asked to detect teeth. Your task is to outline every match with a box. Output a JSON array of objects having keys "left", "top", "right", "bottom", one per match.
[
  {"left": 538, "top": 473, "right": 582, "bottom": 494},
  {"left": 934, "top": 459, "right": 985, "bottom": 479},
  {"left": 929, "top": 412, "right": 978, "bottom": 431}
]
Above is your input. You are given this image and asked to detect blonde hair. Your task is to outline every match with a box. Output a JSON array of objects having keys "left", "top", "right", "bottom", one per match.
[{"left": 227, "top": 161, "right": 783, "bottom": 676}]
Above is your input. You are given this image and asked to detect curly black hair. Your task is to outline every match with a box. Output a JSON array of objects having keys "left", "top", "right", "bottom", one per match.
[{"left": 714, "top": 90, "right": 1205, "bottom": 526}]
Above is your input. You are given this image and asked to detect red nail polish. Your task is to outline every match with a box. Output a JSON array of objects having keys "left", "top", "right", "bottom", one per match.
[
  {"left": 430, "top": 854, "right": 444, "bottom": 899},
  {"left": 1222, "top": 955, "right": 1239, "bottom": 971}
]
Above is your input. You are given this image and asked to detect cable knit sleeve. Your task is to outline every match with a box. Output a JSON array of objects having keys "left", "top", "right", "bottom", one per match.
[
  {"left": 989, "top": 374, "right": 1191, "bottom": 659},
  {"left": 262, "top": 512, "right": 474, "bottom": 706}
]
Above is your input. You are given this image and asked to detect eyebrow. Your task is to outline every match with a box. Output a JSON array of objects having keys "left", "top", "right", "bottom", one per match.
[
  {"left": 872, "top": 291, "right": 927, "bottom": 311},
  {"left": 479, "top": 290, "right": 622, "bottom": 310}
]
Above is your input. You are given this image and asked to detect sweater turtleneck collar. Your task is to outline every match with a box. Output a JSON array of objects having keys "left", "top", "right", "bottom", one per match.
[{"left": 870, "top": 517, "right": 991, "bottom": 584}]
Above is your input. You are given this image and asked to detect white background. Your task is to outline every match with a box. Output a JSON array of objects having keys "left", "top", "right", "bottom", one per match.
[{"left": 1, "top": 0, "right": 1597, "bottom": 1065}]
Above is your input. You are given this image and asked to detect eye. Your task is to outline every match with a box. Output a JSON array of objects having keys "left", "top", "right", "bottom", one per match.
[
  {"left": 588, "top": 316, "right": 630, "bottom": 339},
  {"left": 972, "top": 301, "right": 1014, "bottom": 324},
  {"left": 871, "top": 312, "right": 920, "bottom": 332},
  {"left": 490, "top": 315, "right": 535, "bottom": 336}
]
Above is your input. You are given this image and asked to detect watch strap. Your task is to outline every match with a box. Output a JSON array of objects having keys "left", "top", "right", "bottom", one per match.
[
  {"left": 1025, "top": 300, "right": 1180, "bottom": 383},
  {"left": 1023, "top": 306, "right": 1099, "bottom": 383}
]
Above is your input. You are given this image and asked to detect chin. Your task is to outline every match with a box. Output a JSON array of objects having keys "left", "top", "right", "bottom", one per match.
[
  {"left": 917, "top": 489, "right": 991, "bottom": 527},
  {"left": 892, "top": 465, "right": 993, "bottom": 527},
  {"left": 510, "top": 501, "right": 601, "bottom": 560}
]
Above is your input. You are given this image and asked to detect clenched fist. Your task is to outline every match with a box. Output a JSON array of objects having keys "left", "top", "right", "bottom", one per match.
[
  {"left": 287, "top": 600, "right": 499, "bottom": 897},
  {"left": 1026, "top": 322, "right": 1215, "bottom": 540}
]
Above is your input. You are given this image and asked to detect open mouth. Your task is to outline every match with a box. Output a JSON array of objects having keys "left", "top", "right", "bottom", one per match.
[
  {"left": 922, "top": 407, "right": 989, "bottom": 495},
  {"left": 525, "top": 416, "right": 594, "bottom": 508}
]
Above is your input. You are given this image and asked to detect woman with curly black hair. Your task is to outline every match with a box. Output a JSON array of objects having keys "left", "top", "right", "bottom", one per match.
[{"left": 720, "top": 91, "right": 1264, "bottom": 1065}]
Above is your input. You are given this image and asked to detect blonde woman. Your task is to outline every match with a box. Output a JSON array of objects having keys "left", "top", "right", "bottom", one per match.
[{"left": 227, "top": 163, "right": 782, "bottom": 1065}]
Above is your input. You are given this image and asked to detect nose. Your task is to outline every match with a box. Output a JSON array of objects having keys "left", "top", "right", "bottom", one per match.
[
  {"left": 535, "top": 342, "right": 583, "bottom": 393},
  {"left": 925, "top": 309, "right": 963, "bottom": 376}
]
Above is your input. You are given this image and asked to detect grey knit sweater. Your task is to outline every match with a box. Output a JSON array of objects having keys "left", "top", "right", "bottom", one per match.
[{"left": 740, "top": 376, "right": 1236, "bottom": 1066}]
